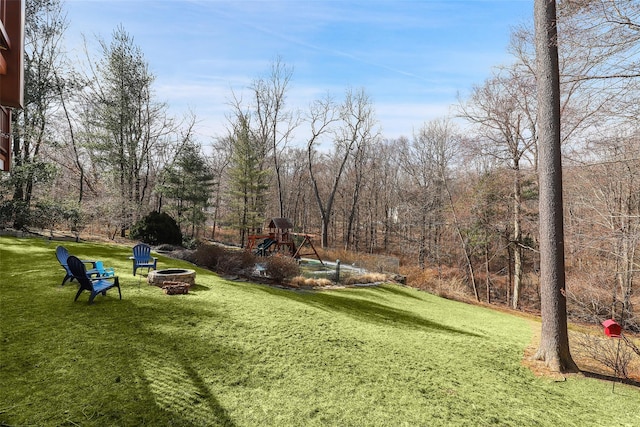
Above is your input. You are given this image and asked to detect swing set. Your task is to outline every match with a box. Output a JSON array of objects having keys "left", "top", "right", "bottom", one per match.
[{"left": 246, "top": 218, "right": 324, "bottom": 265}]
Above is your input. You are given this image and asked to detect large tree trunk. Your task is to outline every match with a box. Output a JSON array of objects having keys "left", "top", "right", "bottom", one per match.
[{"left": 533, "top": 0, "right": 579, "bottom": 373}]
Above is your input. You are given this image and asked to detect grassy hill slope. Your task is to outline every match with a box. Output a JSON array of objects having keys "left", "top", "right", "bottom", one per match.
[{"left": 1, "top": 236, "right": 638, "bottom": 426}]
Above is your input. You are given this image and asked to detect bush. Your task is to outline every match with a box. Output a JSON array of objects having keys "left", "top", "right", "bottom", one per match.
[
  {"left": 343, "top": 273, "right": 388, "bottom": 286},
  {"left": 130, "top": 211, "right": 182, "bottom": 245},
  {"left": 402, "top": 265, "right": 470, "bottom": 301},
  {"left": 156, "top": 243, "right": 182, "bottom": 252},
  {"left": 217, "top": 250, "right": 256, "bottom": 274},
  {"left": 188, "top": 244, "right": 226, "bottom": 270},
  {"left": 0, "top": 199, "right": 29, "bottom": 230},
  {"left": 289, "top": 276, "right": 333, "bottom": 288},
  {"left": 265, "top": 255, "right": 300, "bottom": 283},
  {"left": 181, "top": 243, "right": 257, "bottom": 276},
  {"left": 182, "top": 236, "right": 199, "bottom": 249},
  {"left": 31, "top": 200, "right": 66, "bottom": 233},
  {"left": 574, "top": 332, "right": 635, "bottom": 379}
]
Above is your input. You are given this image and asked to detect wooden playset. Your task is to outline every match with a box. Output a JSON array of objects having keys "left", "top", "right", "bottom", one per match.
[{"left": 246, "top": 218, "right": 324, "bottom": 265}]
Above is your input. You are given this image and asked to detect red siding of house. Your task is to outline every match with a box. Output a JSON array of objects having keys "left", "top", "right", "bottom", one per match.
[{"left": 0, "top": 0, "right": 24, "bottom": 172}]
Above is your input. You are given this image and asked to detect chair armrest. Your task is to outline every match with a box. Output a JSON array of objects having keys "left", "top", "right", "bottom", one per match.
[
  {"left": 90, "top": 275, "right": 118, "bottom": 282},
  {"left": 81, "top": 259, "right": 98, "bottom": 268},
  {"left": 93, "top": 269, "right": 115, "bottom": 278},
  {"left": 86, "top": 268, "right": 100, "bottom": 276}
]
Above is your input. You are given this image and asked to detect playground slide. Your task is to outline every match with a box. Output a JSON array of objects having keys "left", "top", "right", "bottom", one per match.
[{"left": 254, "top": 238, "right": 276, "bottom": 256}]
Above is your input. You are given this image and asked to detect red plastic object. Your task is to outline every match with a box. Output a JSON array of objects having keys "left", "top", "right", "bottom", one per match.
[{"left": 602, "top": 319, "right": 621, "bottom": 338}]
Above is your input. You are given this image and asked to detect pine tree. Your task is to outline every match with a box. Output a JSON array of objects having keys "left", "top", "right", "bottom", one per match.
[
  {"left": 226, "top": 114, "right": 270, "bottom": 247},
  {"left": 158, "top": 141, "right": 214, "bottom": 238},
  {"left": 85, "top": 25, "right": 168, "bottom": 236}
]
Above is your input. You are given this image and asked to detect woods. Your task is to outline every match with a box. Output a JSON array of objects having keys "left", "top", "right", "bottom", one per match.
[{"left": 2, "top": 0, "right": 639, "bottom": 337}]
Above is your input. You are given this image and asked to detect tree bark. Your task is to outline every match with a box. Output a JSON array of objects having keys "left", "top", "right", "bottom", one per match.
[{"left": 533, "top": 0, "right": 579, "bottom": 373}]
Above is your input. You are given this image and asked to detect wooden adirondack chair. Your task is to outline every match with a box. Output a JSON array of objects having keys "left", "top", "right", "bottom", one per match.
[
  {"left": 130, "top": 243, "right": 158, "bottom": 276},
  {"left": 67, "top": 255, "right": 121, "bottom": 304},
  {"left": 55, "top": 245, "right": 99, "bottom": 286}
]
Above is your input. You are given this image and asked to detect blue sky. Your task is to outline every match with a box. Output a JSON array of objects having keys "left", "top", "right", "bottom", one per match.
[{"left": 65, "top": 0, "right": 532, "bottom": 145}]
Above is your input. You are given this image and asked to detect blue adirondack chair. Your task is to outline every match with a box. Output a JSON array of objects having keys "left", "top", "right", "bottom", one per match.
[
  {"left": 130, "top": 243, "right": 158, "bottom": 276},
  {"left": 67, "top": 255, "right": 122, "bottom": 304},
  {"left": 55, "top": 245, "right": 99, "bottom": 286}
]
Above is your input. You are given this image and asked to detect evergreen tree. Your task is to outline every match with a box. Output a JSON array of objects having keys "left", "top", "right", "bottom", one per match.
[
  {"left": 226, "top": 113, "right": 269, "bottom": 247},
  {"left": 158, "top": 141, "right": 214, "bottom": 238},
  {"left": 84, "top": 25, "right": 169, "bottom": 237}
]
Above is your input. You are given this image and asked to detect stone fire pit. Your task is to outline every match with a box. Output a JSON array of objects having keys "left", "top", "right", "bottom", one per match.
[{"left": 148, "top": 268, "right": 196, "bottom": 287}]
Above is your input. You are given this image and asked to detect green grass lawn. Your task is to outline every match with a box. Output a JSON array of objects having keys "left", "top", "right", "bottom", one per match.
[{"left": 1, "top": 236, "right": 638, "bottom": 426}]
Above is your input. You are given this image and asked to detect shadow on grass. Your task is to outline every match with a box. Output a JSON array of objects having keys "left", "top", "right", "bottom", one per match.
[
  {"left": 183, "top": 361, "right": 236, "bottom": 426},
  {"left": 137, "top": 340, "right": 237, "bottom": 426},
  {"left": 189, "top": 284, "right": 211, "bottom": 292},
  {"left": 0, "top": 252, "right": 240, "bottom": 426},
  {"left": 68, "top": 297, "right": 239, "bottom": 425},
  {"left": 369, "top": 284, "right": 427, "bottom": 301},
  {"left": 581, "top": 370, "right": 640, "bottom": 388},
  {"left": 255, "top": 285, "right": 482, "bottom": 338}
]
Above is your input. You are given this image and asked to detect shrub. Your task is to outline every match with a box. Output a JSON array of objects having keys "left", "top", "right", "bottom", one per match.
[
  {"left": 217, "top": 250, "right": 256, "bottom": 275},
  {"left": 265, "top": 255, "right": 300, "bottom": 283},
  {"left": 31, "top": 200, "right": 66, "bottom": 234},
  {"left": 188, "top": 244, "right": 226, "bottom": 270},
  {"left": 288, "top": 276, "right": 306, "bottom": 288},
  {"left": 182, "top": 236, "right": 199, "bottom": 250},
  {"left": 314, "top": 278, "right": 333, "bottom": 287},
  {"left": 0, "top": 199, "right": 30, "bottom": 230},
  {"left": 180, "top": 243, "right": 257, "bottom": 276},
  {"left": 289, "top": 276, "right": 333, "bottom": 288},
  {"left": 343, "top": 273, "right": 388, "bottom": 286},
  {"left": 402, "top": 265, "right": 470, "bottom": 301},
  {"left": 573, "top": 332, "right": 635, "bottom": 379},
  {"left": 156, "top": 243, "right": 182, "bottom": 252},
  {"left": 130, "top": 211, "right": 182, "bottom": 245}
]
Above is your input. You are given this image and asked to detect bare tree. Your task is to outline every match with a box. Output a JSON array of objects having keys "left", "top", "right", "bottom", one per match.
[
  {"left": 558, "top": 1, "right": 640, "bottom": 82},
  {"left": 250, "top": 57, "right": 299, "bottom": 218},
  {"left": 533, "top": 0, "right": 579, "bottom": 373},
  {"left": 277, "top": 147, "right": 315, "bottom": 232},
  {"left": 50, "top": 67, "right": 103, "bottom": 212},
  {"left": 458, "top": 68, "right": 537, "bottom": 309},
  {"left": 207, "top": 135, "right": 233, "bottom": 241},
  {"left": 509, "top": 1, "right": 640, "bottom": 155},
  {"left": 398, "top": 120, "right": 457, "bottom": 268},
  {"left": 509, "top": 0, "right": 640, "bottom": 325},
  {"left": 306, "top": 94, "right": 340, "bottom": 248},
  {"left": 9, "top": 0, "right": 68, "bottom": 228},
  {"left": 306, "top": 88, "right": 376, "bottom": 248},
  {"left": 374, "top": 139, "right": 403, "bottom": 253},
  {"left": 567, "top": 133, "right": 640, "bottom": 330},
  {"left": 342, "top": 98, "right": 379, "bottom": 251}
]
